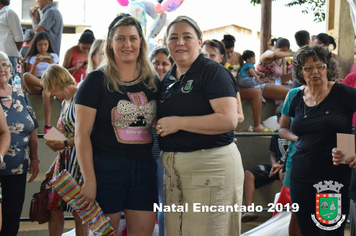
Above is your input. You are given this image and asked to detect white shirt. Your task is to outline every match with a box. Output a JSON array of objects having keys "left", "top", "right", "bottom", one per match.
[
  {"left": 29, "top": 53, "right": 60, "bottom": 77},
  {"left": 0, "top": 6, "right": 23, "bottom": 57}
]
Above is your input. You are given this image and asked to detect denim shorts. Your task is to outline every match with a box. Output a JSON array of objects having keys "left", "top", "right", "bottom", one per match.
[
  {"left": 94, "top": 155, "right": 158, "bottom": 214},
  {"left": 238, "top": 76, "right": 261, "bottom": 88}
]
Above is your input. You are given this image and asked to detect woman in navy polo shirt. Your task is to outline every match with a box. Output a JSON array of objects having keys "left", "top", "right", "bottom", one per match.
[{"left": 157, "top": 16, "right": 244, "bottom": 236}]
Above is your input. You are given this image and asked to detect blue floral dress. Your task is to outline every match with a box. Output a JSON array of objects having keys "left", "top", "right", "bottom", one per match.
[{"left": 0, "top": 87, "right": 38, "bottom": 176}]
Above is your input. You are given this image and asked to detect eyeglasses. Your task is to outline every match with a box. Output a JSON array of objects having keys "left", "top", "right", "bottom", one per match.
[
  {"left": 0, "top": 63, "right": 10, "bottom": 69},
  {"left": 159, "top": 80, "right": 179, "bottom": 103},
  {"left": 302, "top": 64, "right": 327, "bottom": 73}
]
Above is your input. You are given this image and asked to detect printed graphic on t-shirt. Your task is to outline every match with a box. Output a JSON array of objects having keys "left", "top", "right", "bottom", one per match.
[
  {"left": 112, "top": 92, "right": 156, "bottom": 144},
  {"left": 278, "top": 137, "right": 289, "bottom": 163}
]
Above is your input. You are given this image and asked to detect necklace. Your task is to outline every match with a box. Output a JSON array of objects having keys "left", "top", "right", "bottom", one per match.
[
  {"left": 303, "top": 103, "right": 319, "bottom": 118},
  {"left": 303, "top": 84, "right": 328, "bottom": 118},
  {"left": 305, "top": 85, "right": 328, "bottom": 105}
]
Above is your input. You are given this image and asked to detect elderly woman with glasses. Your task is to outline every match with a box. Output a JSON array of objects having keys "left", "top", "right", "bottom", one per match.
[
  {"left": 0, "top": 51, "right": 39, "bottom": 235},
  {"left": 279, "top": 45, "right": 356, "bottom": 235}
]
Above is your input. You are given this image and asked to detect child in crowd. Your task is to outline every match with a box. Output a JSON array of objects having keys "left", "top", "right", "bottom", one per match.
[
  {"left": 242, "top": 105, "right": 288, "bottom": 222},
  {"left": 238, "top": 50, "right": 265, "bottom": 132},
  {"left": 23, "top": 32, "right": 59, "bottom": 133},
  {"left": 238, "top": 50, "right": 265, "bottom": 88}
]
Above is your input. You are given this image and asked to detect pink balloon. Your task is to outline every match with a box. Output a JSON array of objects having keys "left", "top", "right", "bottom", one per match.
[
  {"left": 117, "top": 0, "right": 129, "bottom": 6},
  {"left": 154, "top": 3, "right": 162, "bottom": 14},
  {"left": 161, "top": 0, "right": 184, "bottom": 12}
]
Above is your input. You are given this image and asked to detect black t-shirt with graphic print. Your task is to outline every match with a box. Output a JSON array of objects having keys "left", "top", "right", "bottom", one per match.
[
  {"left": 157, "top": 54, "right": 238, "bottom": 152},
  {"left": 268, "top": 130, "right": 288, "bottom": 164},
  {"left": 75, "top": 69, "right": 159, "bottom": 163}
]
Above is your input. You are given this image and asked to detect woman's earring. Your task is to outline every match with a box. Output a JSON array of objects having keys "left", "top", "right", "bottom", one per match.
[{"left": 110, "top": 46, "right": 113, "bottom": 49}]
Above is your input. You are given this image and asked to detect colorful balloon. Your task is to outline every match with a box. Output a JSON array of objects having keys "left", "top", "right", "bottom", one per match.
[
  {"left": 161, "top": 0, "right": 184, "bottom": 12},
  {"left": 147, "top": 12, "right": 167, "bottom": 39},
  {"left": 117, "top": 0, "right": 129, "bottom": 6},
  {"left": 154, "top": 3, "right": 163, "bottom": 14},
  {"left": 141, "top": 0, "right": 157, "bottom": 19},
  {"left": 128, "top": 0, "right": 147, "bottom": 26}
]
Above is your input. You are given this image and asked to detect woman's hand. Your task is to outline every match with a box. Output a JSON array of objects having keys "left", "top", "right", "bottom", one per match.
[
  {"left": 74, "top": 181, "right": 97, "bottom": 211},
  {"left": 46, "top": 139, "right": 65, "bottom": 152},
  {"left": 28, "top": 158, "right": 39, "bottom": 183},
  {"left": 75, "top": 60, "right": 85, "bottom": 70},
  {"left": 34, "top": 54, "right": 42, "bottom": 65},
  {"left": 156, "top": 116, "right": 182, "bottom": 137},
  {"left": 332, "top": 147, "right": 356, "bottom": 169},
  {"left": 47, "top": 55, "right": 54, "bottom": 64}
]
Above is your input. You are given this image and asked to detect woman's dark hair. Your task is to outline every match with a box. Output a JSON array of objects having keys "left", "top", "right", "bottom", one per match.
[
  {"left": 202, "top": 39, "right": 226, "bottom": 65},
  {"left": 242, "top": 50, "right": 255, "bottom": 61},
  {"left": 315, "top": 33, "right": 337, "bottom": 50},
  {"left": 0, "top": 0, "right": 10, "bottom": 6},
  {"left": 79, "top": 29, "right": 95, "bottom": 44},
  {"left": 292, "top": 44, "right": 338, "bottom": 85},
  {"left": 275, "top": 37, "right": 290, "bottom": 50},
  {"left": 269, "top": 38, "right": 278, "bottom": 47},
  {"left": 149, "top": 46, "right": 174, "bottom": 65},
  {"left": 24, "top": 32, "right": 55, "bottom": 63},
  {"left": 221, "top": 34, "right": 235, "bottom": 49}
]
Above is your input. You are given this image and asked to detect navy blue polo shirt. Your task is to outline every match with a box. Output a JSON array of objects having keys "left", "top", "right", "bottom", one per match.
[{"left": 157, "top": 54, "right": 238, "bottom": 152}]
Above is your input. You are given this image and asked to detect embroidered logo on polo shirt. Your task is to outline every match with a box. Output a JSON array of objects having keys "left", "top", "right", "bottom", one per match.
[{"left": 181, "top": 80, "right": 193, "bottom": 93}]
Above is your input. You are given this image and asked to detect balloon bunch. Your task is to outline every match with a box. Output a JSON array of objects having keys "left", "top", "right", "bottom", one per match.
[{"left": 116, "top": 0, "right": 184, "bottom": 39}]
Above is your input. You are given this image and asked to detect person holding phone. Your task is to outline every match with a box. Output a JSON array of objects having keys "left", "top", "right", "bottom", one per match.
[{"left": 63, "top": 30, "right": 95, "bottom": 83}]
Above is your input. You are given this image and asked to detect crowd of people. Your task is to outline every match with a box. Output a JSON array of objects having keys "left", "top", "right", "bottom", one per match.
[{"left": 1, "top": 0, "right": 356, "bottom": 236}]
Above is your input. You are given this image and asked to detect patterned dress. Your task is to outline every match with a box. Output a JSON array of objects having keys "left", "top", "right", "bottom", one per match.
[
  {"left": 48, "top": 97, "right": 82, "bottom": 212},
  {"left": 256, "top": 59, "right": 283, "bottom": 84},
  {"left": 0, "top": 87, "right": 38, "bottom": 176}
]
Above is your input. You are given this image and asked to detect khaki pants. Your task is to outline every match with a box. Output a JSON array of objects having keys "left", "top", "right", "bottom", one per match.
[{"left": 161, "top": 143, "right": 244, "bottom": 236}]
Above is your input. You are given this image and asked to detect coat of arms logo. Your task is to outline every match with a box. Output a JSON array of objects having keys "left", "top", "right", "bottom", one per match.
[{"left": 311, "top": 180, "right": 346, "bottom": 231}]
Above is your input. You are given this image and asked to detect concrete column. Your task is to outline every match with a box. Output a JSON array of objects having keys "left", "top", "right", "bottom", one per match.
[{"left": 326, "top": 0, "right": 354, "bottom": 78}]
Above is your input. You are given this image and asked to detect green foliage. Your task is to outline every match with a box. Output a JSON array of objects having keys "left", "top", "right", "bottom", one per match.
[
  {"left": 286, "top": 0, "right": 325, "bottom": 22},
  {"left": 250, "top": 0, "right": 326, "bottom": 22}
]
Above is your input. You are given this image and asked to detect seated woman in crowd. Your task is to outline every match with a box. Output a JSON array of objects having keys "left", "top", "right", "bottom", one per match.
[
  {"left": 41, "top": 64, "right": 88, "bottom": 236},
  {"left": 314, "top": 33, "right": 339, "bottom": 64},
  {"left": 75, "top": 14, "right": 159, "bottom": 235},
  {"left": 256, "top": 37, "right": 293, "bottom": 100},
  {"left": 23, "top": 32, "right": 59, "bottom": 133},
  {"left": 87, "top": 39, "right": 105, "bottom": 73},
  {"left": 0, "top": 51, "right": 39, "bottom": 235},
  {"left": 157, "top": 16, "right": 243, "bottom": 235},
  {"left": 63, "top": 30, "right": 95, "bottom": 83},
  {"left": 222, "top": 34, "right": 244, "bottom": 78},
  {"left": 201, "top": 39, "right": 244, "bottom": 124}
]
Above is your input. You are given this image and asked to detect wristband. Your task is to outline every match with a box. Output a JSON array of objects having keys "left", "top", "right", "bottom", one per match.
[
  {"left": 30, "top": 157, "right": 40, "bottom": 163},
  {"left": 64, "top": 140, "right": 70, "bottom": 150}
]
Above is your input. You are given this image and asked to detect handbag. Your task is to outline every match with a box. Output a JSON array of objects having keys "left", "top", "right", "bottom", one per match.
[{"left": 29, "top": 178, "right": 51, "bottom": 224}]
